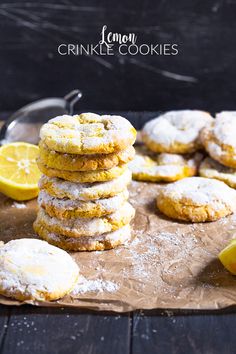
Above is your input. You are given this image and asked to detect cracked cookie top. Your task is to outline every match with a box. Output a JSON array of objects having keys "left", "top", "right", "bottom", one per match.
[{"left": 40, "top": 112, "right": 136, "bottom": 154}]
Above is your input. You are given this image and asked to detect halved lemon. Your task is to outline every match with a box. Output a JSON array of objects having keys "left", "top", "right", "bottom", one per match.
[
  {"left": 219, "top": 240, "right": 236, "bottom": 275},
  {"left": 0, "top": 142, "right": 41, "bottom": 201}
]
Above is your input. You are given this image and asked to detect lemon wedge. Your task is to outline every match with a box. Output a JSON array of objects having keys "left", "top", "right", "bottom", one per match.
[
  {"left": 0, "top": 142, "right": 41, "bottom": 201},
  {"left": 219, "top": 240, "right": 236, "bottom": 275}
]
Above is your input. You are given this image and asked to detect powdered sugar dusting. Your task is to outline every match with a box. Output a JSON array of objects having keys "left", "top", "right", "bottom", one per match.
[
  {"left": 12, "top": 202, "right": 26, "bottom": 209},
  {"left": 71, "top": 276, "right": 119, "bottom": 295},
  {"left": 199, "top": 157, "right": 236, "bottom": 186},
  {"left": 0, "top": 239, "right": 79, "bottom": 301},
  {"left": 159, "top": 176, "right": 236, "bottom": 208},
  {"left": 129, "top": 152, "right": 198, "bottom": 180},
  {"left": 143, "top": 110, "right": 213, "bottom": 147},
  {"left": 123, "top": 228, "right": 199, "bottom": 286},
  {"left": 214, "top": 112, "right": 236, "bottom": 148},
  {"left": 38, "top": 224, "right": 132, "bottom": 250},
  {"left": 37, "top": 202, "right": 135, "bottom": 237},
  {"left": 40, "top": 113, "right": 136, "bottom": 153},
  {"left": 38, "top": 189, "right": 129, "bottom": 214},
  {"left": 39, "top": 169, "right": 132, "bottom": 201},
  {"left": 129, "top": 154, "right": 184, "bottom": 177}
]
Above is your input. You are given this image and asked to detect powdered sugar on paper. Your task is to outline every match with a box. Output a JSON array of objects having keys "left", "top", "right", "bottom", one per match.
[
  {"left": 12, "top": 202, "right": 26, "bottom": 209},
  {"left": 71, "top": 276, "right": 119, "bottom": 295}
]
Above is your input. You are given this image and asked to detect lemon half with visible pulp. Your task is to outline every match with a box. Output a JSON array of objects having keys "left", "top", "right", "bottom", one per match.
[
  {"left": 0, "top": 142, "right": 41, "bottom": 201},
  {"left": 219, "top": 239, "right": 236, "bottom": 275}
]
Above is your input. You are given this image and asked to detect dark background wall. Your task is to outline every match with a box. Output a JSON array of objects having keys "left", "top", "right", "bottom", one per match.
[{"left": 0, "top": 0, "right": 236, "bottom": 113}]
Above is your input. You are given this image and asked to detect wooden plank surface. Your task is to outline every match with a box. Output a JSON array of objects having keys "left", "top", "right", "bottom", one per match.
[
  {"left": 2, "top": 308, "right": 236, "bottom": 354},
  {"left": 0, "top": 307, "right": 10, "bottom": 353},
  {"left": 3, "top": 298, "right": 236, "bottom": 354},
  {"left": 132, "top": 311, "right": 236, "bottom": 354},
  {"left": 0, "top": 306, "right": 131, "bottom": 354}
]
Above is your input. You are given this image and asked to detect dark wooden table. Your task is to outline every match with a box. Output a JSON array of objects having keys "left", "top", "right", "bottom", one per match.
[
  {"left": 1, "top": 306, "right": 236, "bottom": 353},
  {"left": 0, "top": 111, "right": 236, "bottom": 354}
]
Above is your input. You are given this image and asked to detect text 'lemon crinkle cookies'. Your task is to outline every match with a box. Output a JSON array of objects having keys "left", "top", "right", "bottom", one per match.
[
  {"left": 0, "top": 239, "right": 79, "bottom": 301},
  {"left": 34, "top": 112, "right": 136, "bottom": 251},
  {"left": 142, "top": 110, "right": 213, "bottom": 154},
  {"left": 156, "top": 177, "right": 236, "bottom": 223}
]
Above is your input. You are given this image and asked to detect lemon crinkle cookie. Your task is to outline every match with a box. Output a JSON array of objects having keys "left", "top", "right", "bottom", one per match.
[
  {"left": 40, "top": 112, "right": 137, "bottom": 155},
  {"left": 199, "top": 157, "right": 236, "bottom": 189},
  {"left": 142, "top": 110, "right": 213, "bottom": 154},
  {"left": 34, "top": 202, "right": 135, "bottom": 238},
  {"left": 34, "top": 223, "right": 132, "bottom": 251},
  {"left": 38, "top": 169, "right": 132, "bottom": 201},
  {"left": 129, "top": 151, "right": 201, "bottom": 182},
  {"left": 39, "top": 141, "right": 135, "bottom": 171},
  {"left": 0, "top": 239, "right": 79, "bottom": 301},
  {"left": 201, "top": 111, "right": 236, "bottom": 168},
  {"left": 37, "top": 159, "right": 127, "bottom": 183},
  {"left": 38, "top": 189, "right": 129, "bottom": 219},
  {"left": 156, "top": 177, "right": 236, "bottom": 222}
]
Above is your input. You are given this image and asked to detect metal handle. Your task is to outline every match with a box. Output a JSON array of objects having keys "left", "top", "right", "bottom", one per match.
[{"left": 64, "top": 89, "right": 83, "bottom": 114}]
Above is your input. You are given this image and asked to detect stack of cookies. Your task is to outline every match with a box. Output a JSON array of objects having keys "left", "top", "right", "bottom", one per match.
[{"left": 34, "top": 112, "right": 136, "bottom": 251}]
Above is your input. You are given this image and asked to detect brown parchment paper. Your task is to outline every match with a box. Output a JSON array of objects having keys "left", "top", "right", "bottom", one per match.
[{"left": 0, "top": 181, "right": 236, "bottom": 312}]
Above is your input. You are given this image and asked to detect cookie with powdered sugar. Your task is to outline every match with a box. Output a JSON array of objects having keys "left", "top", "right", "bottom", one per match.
[
  {"left": 38, "top": 169, "right": 132, "bottom": 201},
  {"left": 39, "top": 141, "right": 135, "bottom": 171},
  {"left": 34, "top": 223, "right": 132, "bottom": 251},
  {"left": 34, "top": 203, "right": 135, "bottom": 238},
  {"left": 201, "top": 112, "right": 236, "bottom": 168},
  {"left": 38, "top": 189, "right": 129, "bottom": 219},
  {"left": 142, "top": 110, "right": 213, "bottom": 154},
  {"left": 37, "top": 159, "right": 128, "bottom": 183},
  {"left": 199, "top": 157, "right": 236, "bottom": 188},
  {"left": 156, "top": 177, "right": 236, "bottom": 222},
  {"left": 129, "top": 149, "right": 201, "bottom": 182},
  {"left": 0, "top": 239, "right": 79, "bottom": 301},
  {"left": 40, "top": 113, "right": 136, "bottom": 155}
]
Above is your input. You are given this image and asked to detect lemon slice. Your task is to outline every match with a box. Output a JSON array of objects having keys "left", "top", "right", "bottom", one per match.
[
  {"left": 0, "top": 142, "right": 41, "bottom": 201},
  {"left": 219, "top": 240, "right": 236, "bottom": 275}
]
